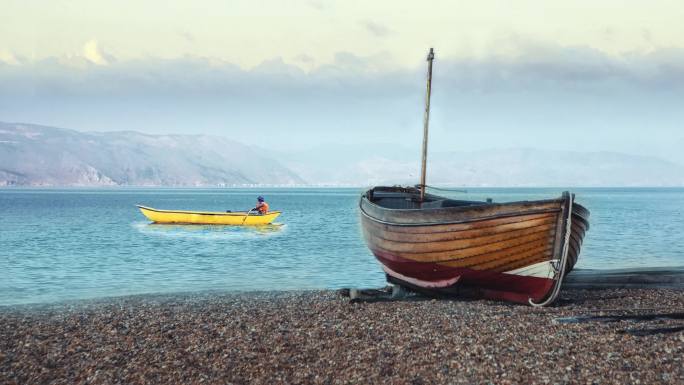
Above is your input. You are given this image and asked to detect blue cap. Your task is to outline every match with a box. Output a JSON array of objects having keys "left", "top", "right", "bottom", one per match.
[{"left": 257, "top": 196, "right": 264, "bottom": 202}]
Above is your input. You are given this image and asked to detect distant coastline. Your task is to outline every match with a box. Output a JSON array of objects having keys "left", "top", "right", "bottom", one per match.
[
  {"left": 3, "top": 185, "right": 684, "bottom": 189},
  {"left": 3, "top": 121, "right": 684, "bottom": 187}
]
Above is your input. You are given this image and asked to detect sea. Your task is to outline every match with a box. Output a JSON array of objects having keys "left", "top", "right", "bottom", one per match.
[{"left": 1, "top": 187, "right": 683, "bottom": 306}]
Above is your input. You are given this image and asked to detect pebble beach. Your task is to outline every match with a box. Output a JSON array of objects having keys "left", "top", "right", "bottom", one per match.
[{"left": 1, "top": 288, "right": 683, "bottom": 385}]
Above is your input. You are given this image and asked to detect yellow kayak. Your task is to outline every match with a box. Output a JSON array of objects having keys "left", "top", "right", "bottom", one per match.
[{"left": 136, "top": 205, "right": 281, "bottom": 225}]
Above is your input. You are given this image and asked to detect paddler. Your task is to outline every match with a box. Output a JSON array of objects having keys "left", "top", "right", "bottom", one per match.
[{"left": 253, "top": 196, "right": 269, "bottom": 215}]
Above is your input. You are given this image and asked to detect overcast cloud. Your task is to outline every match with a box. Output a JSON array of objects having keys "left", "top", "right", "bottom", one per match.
[{"left": 1, "top": 41, "right": 683, "bottom": 164}]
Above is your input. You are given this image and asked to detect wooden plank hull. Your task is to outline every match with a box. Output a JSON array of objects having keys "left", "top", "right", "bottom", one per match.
[
  {"left": 359, "top": 187, "right": 590, "bottom": 305},
  {"left": 137, "top": 205, "right": 281, "bottom": 225}
]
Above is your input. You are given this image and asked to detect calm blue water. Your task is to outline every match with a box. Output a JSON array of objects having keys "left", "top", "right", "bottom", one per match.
[{"left": 1, "top": 188, "right": 683, "bottom": 306}]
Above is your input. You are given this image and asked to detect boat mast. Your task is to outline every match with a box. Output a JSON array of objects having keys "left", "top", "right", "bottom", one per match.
[{"left": 419, "top": 48, "right": 435, "bottom": 201}]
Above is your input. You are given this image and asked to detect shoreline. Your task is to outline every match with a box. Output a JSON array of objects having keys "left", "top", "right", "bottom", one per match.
[
  {"left": 1, "top": 288, "right": 683, "bottom": 384},
  {"left": 4, "top": 266, "right": 682, "bottom": 309}
]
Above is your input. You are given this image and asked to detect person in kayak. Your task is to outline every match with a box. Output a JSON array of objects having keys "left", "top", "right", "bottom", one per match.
[{"left": 253, "top": 196, "right": 269, "bottom": 214}]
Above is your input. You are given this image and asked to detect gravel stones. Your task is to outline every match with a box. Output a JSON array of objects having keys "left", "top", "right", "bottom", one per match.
[{"left": 1, "top": 288, "right": 683, "bottom": 384}]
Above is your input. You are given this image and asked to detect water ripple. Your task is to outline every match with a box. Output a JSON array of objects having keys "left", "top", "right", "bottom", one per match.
[{"left": 1, "top": 187, "right": 682, "bottom": 305}]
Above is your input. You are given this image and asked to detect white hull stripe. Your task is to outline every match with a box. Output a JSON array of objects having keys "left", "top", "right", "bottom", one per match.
[
  {"left": 504, "top": 260, "right": 556, "bottom": 279},
  {"left": 382, "top": 265, "right": 461, "bottom": 288}
]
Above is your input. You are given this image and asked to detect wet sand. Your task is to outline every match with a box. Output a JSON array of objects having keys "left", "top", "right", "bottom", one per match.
[{"left": 1, "top": 288, "right": 683, "bottom": 385}]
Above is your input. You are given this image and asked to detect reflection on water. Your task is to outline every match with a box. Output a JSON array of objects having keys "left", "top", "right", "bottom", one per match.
[{"left": 135, "top": 222, "right": 285, "bottom": 240}]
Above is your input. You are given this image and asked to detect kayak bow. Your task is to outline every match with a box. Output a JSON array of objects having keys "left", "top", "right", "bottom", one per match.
[{"left": 136, "top": 205, "right": 281, "bottom": 225}]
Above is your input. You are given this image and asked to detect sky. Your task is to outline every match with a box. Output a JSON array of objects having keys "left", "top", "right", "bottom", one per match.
[{"left": 1, "top": 0, "right": 684, "bottom": 163}]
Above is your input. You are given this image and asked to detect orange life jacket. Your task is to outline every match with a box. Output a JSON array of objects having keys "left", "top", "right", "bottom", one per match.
[{"left": 256, "top": 202, "right": 269, "bottom": 214}]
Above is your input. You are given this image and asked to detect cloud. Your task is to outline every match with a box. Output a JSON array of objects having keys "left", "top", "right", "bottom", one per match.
[
  {"left": 307, "top": 0, "right": 328, "bottom": 11},
  {"left": 434, "top": 37, "right": 684, "bottom": 91},
  {"left": 319, "top": 51, "right": 394, "bottom": 75},
  {"left": 0, "top": 50, "right": 22, "bottom": 65},
  {"left": 177, "top": 30, "right": 195, "bottom": 43},
  {"left": 82, "top": 39, "right": 115, "bottom": 65},
  {"left": 1, "top": 43, "right": 684, "bottom": 104},
  {"left": 1, "top": 41, "right": 683, "bottom": 162},
  {"left": 361, "top": 21, "right": 390, "bottom": 38},
  {"left": 2, "top": 42, "right": 684, "bottom": 98},
  {"left": 294, "top": 54, "right": 315, "bottom": 64}
]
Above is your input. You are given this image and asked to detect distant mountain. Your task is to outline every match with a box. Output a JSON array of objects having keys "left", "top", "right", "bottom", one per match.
[
  {"left": 272, "top": 143, "right": 418, "bottom": 186},
  {"left": 0, "top": 122, "right": 304, "bottom": 186},
  {"left": 3, "top": 122, "right": 683, "bottom": 187},
  {"left": 428, "top": 149, "right": 684, "bottom": 187},
  {"left": 274, "top": 145, "right": 684, "bottom": 187}
]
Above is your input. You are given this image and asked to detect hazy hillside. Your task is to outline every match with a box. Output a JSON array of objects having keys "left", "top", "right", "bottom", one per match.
[
  {"left": 3, "top": 121, "right": 683, "bottom": 187},
  {"left": 428, "top": 149, "right": 684, "bottom": 187},
  {"left": 0, "top": 122, "right": 304, "bottom": 186},
  {"left": 275, "top": 145, "right": 684, "bottom": 187}
]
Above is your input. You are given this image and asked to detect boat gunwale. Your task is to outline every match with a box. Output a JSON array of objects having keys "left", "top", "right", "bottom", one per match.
[
  {"left": 360, "top": 187, "right": 589, "bottom": 228},
  {"left": 365, "top": 187, "right": 567, "bottom": 212},
  {"left": 136, "top": 205, "right": 281, "bottom": 217}
]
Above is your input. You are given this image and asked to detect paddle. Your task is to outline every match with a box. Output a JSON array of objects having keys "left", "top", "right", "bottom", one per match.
[{"left": 241, "top": 208, "right": 256, "bottom": 225}]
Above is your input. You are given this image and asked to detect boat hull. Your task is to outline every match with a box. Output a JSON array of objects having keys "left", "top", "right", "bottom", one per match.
[
  {"left": 137, "top": 205, "right": 281, "bottom": 225},
  {"left": 359, "top": 187, "right": 589, "bottom": 305}
]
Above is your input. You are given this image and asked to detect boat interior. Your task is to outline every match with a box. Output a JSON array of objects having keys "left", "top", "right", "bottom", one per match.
[{"left": 367, "top": 187, "right": 488, "bottom": 210}]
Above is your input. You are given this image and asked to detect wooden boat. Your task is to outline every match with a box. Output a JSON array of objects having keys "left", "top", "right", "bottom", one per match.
[
  {"left": 358, "top": 48, "right": 590, "bottom": 306},
  {"left": 360, "top": 186, "right": 589, "bottom": 305},
  {"left": 136, "top": 205, "right": 281, "bottom": 225}
]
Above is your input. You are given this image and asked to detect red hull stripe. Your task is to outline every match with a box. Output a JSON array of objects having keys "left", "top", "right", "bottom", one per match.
[{"left": 372, "top": 248, "right": 554, "bottom": 302}]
